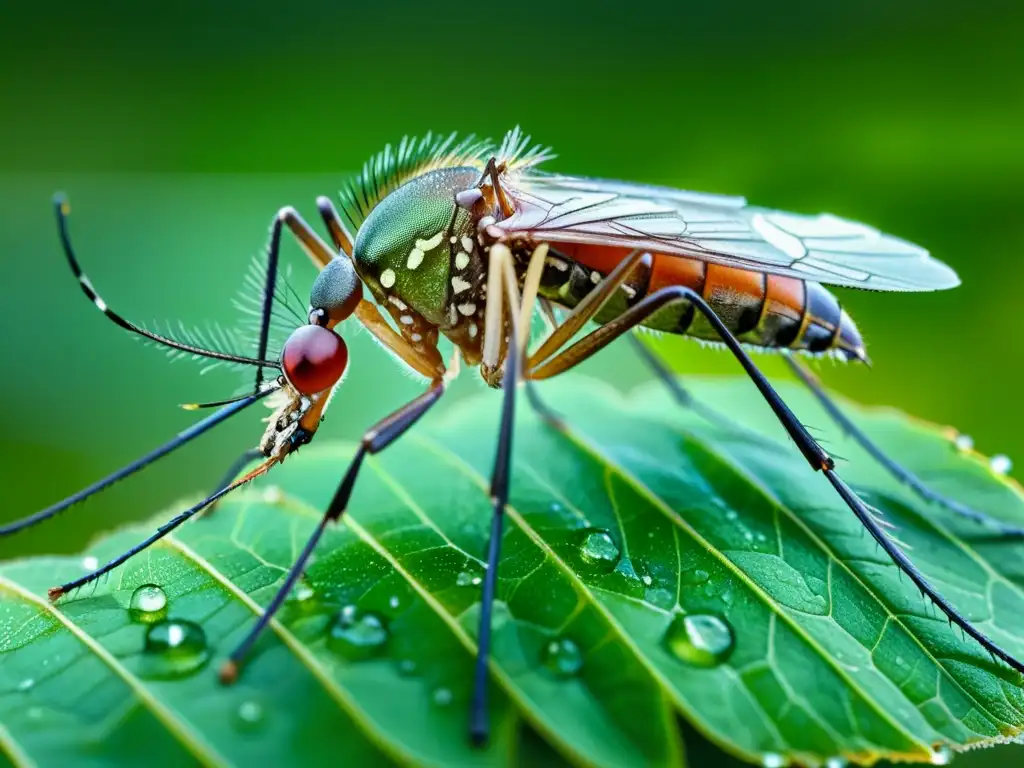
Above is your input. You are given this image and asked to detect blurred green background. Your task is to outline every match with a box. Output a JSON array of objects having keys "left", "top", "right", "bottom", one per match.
[{"left": 1, "top": 1, "right": 1021, "bottom": 765}]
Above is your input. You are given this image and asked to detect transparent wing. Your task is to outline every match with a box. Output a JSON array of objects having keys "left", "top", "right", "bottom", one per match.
[{"left": 498, "top": 171, "right": 959, "bottom": 292}]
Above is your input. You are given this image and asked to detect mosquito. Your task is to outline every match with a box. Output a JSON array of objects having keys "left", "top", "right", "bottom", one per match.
[{"left": 5, "top": 127, "right": 1021, "bottom": 746}]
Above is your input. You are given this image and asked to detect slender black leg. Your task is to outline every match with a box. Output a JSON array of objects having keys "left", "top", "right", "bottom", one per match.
[
  {"left": 219, "top": 380, "right": 447, "bottom": 683},
  {"left": 528, "top": 285, "right": 1024, "bottom": 676},
  {"left": 786, "top": 356, "right": 1024, "bottom": 537},
  {"left": 48, "top": 454, "right": 274, "bottom": 600},
  {"left": 469, "top": 308, "right": 519, "bottom": 747},
  {"left": 0, "top": 391, "right": 273, "bottom": 536}
]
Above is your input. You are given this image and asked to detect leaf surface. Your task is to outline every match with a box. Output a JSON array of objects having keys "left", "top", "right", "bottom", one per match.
[{"left": 2, "top": 377, "right": 1023, "bottom": 767}]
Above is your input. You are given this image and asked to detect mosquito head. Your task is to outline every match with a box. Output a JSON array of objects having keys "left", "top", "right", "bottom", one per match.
[{"left": 279, "top": 255, "right": 362, "bottom": 397}]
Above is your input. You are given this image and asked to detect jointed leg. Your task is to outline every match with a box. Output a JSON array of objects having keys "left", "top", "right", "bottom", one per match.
[
  {"left": 785, "top": 355, "right": 1024, "bottom": 536},
  {"left": 49, "top": 454, "right": 277, "bottom": 599},
  {"left": 470, "top": 244, "right": 525, "bottom": 746},
  {"left": 1, "top": 391, "right": 273, "bottom": 536},
  {"left": 219, "top": 377, "right": 448, "bottom": 682},
  {"left": 527, "top": 283, "right": 1024, "bottom": 676}
]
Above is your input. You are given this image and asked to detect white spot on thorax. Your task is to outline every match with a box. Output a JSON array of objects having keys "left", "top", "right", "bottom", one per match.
[
  {"left": 388, "top": 295, "right": 408, "bottom": 310},
  {"left": 451, "top": 276, "right": 472, "bottom": 294},
  {"left": 461, "top": 236, "right": 475, "bottom": 253},
  {"left": 590, "top": 271, "right": 601, "bottom": 284},
  {"left": 415, "top": 232, "right": 444, "bottom": 251},
  {"left": 455, "top": 251, "right": 470, "bottom": 270},
  {"left": 468, "top": 323, "right": 478, "bottom": 338},
  {"left": 457, "top": 303, "right": 477, "bottom": 316},
  {"left": 400, "top": 315, "right": 414, "bottom": 325},
  {"left": 406, "top": 248, "right": 424, "bottom": 269},
  {"left": 380, "top": 268, "right": 396, "bottom": 288}
]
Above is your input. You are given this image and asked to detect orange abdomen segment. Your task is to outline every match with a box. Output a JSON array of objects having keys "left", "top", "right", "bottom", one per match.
[{"left": 547, "top": 242, "right": 864, "bottom": 357}]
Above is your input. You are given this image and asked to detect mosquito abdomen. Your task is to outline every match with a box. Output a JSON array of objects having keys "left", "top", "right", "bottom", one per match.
[{"left": 540, "top": 244, "right": 866, "bottom": 361}]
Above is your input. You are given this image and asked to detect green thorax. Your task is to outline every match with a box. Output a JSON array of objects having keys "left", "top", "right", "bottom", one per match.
[{"left": 353, "top": 167, "right": 478, "bottom": 327}]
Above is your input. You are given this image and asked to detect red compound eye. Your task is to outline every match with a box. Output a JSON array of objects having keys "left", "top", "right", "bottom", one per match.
[{"left": 281, "top": 325, "right": 349, "bottom": 396}]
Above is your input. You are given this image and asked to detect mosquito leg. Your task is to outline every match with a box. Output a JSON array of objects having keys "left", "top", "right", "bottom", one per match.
[
  {"left": 786, "top": 355, "right": 1024, "bottom": 536},
  {"left": 219, "top": 378, "right": 447, "bottom": 683},
  {"left": 527, "top": 285, "right": 1024, "bottom": 676},
  {"left": 48, "top": 458, "right": 276, "bottom": 599},
  {"left": 470, "top": 243, "right": 524, "bottom": 746},
  {"left": 315, "top": 196, "right": 355, "bottom": 259},
  {"left": 0, "top": 390, "right": 273, "bottom": 536}
]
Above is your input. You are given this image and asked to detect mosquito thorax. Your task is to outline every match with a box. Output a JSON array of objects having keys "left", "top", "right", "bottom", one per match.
[{"left": 353, "top": 166, "right": 479, "bottom": 327}]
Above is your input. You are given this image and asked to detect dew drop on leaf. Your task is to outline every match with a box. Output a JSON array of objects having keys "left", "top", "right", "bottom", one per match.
[
  {"left": 575, "top": 529, "right": 620, "bottom": 574},
  {"left": 761, "top": 754, "right": 784, "bottom": 768},
  {"left": 432, "top": 687, "right": 453, "bottom": 706},
  {"left": 140, "top": 619, "right": 209, "bottom": 679},
  {"left": 81, "top": 556, "right": 99, "bottom": 571},
  {"left": 682, "top": 569, "right": 710, "bottom": 586},
  {"left": 456, "top": 570, "right": 483, "bottom": 587},
  {"left": 389, "top": 595, "right": 400, "bottom": 609},
  {"left": 930, "top": 744, "right": 954, "bottom": 765},
  {"left": 825, "top": 757, "right": 848, "bottom": 768},
  {"left": 129, "top": 584, "right": 168, "bottom": 623},
  {"left": 541, "top": 637, "right": 584, "bottom": 678},
  {"left": 234, "top": 699, "right": 266, "bottom": 731},
  {"left": 663, "top": 613, "right": 735, "bottom": 668},
  {"left": 327, "top": 605, "right": 388, "bottom": 660},
  {"left": 990, "top": 454, "right": 1012, "bottom": 475},
  {"left": 17, "top": 678, "right": 34, "bottom": 692},
  {"left": 396, "top": 658, "right": 418, "bottom": 677},
  {"left": 954, "top": 433, "right": 974, "bottom": 452},
  {"left": 645, "top": 587, "right": 675, "bottom": 610}
]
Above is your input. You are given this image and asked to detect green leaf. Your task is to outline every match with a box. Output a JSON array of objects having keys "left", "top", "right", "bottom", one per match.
[{"left": 2, "top": 376, "right": 1023, "bottom": 767}]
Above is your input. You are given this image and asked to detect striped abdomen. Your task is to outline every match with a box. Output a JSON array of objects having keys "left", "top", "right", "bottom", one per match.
[{"left": 538, "top": 244, "right": 866, "bottom": 361}]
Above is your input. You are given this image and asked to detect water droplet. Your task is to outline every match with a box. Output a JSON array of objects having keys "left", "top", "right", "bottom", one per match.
[
  {"left": 990, "top": 454, "right": 1012, "bottom": 475},
  {"left": 550, "top": 502, "right": 562, "bottom": 512},
  {"left": 397, "top": 658, "right": 418, "bottom": 676},
  {"left": 576, "top": 529, "right": 620, "bottom": 574},
  {"left": 234, "top": 699, "right": 266, "bottom": 731},
  {"left": 930, "top": 744, "right": 954, "bottom": 765},
  {"left": 725, "top": 509, "right": 738, "bottom": 522},
  {"left": 140, "top": 619, "right": 209, "bottom": 679},
  {"left": 17, "top": 678, "right": 34, "bottom": 692},
  {"left": 761, "top": 754, "right": 784, "bottom": 768},
  {"left": 291, "top": 582, "right": 315, "bottom": 603},
  {"left": 263, "top": 486, "right": 284, "bottom": 504},
  {"left": 663, "top": 613, "right": 735, "bottom": 668},
  {"left": 388, "top": 595, "right": 400, "bottom": 609},
  {"left": 825, "top": 757, "right": 848, "bottom": 768},
  {"left": 327, "top": 605, "right": 388, "bottom": 660},
  {"left": 81, "top": 555, "right": 99, "bottom": 571},
  {"left": 954, "top": 433, "right": 974, "bottom": 452},
  {"left": 129, "top": 584, "right": 168, "bottom": 623},
  {"left": 682, "top": 569, "right": 710, "bottom": 586},
  {"left": 541, "top": 637, "right": 584, "bottom": 678},
  {"left": 456, "top": 571, "right": 482, "bottom": 587},
  {"left": 432, "top": 687, "right": 453, "bottom": 706},
  {"left": 645, "top": 587, "right": 675, "bottom": 610}
]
